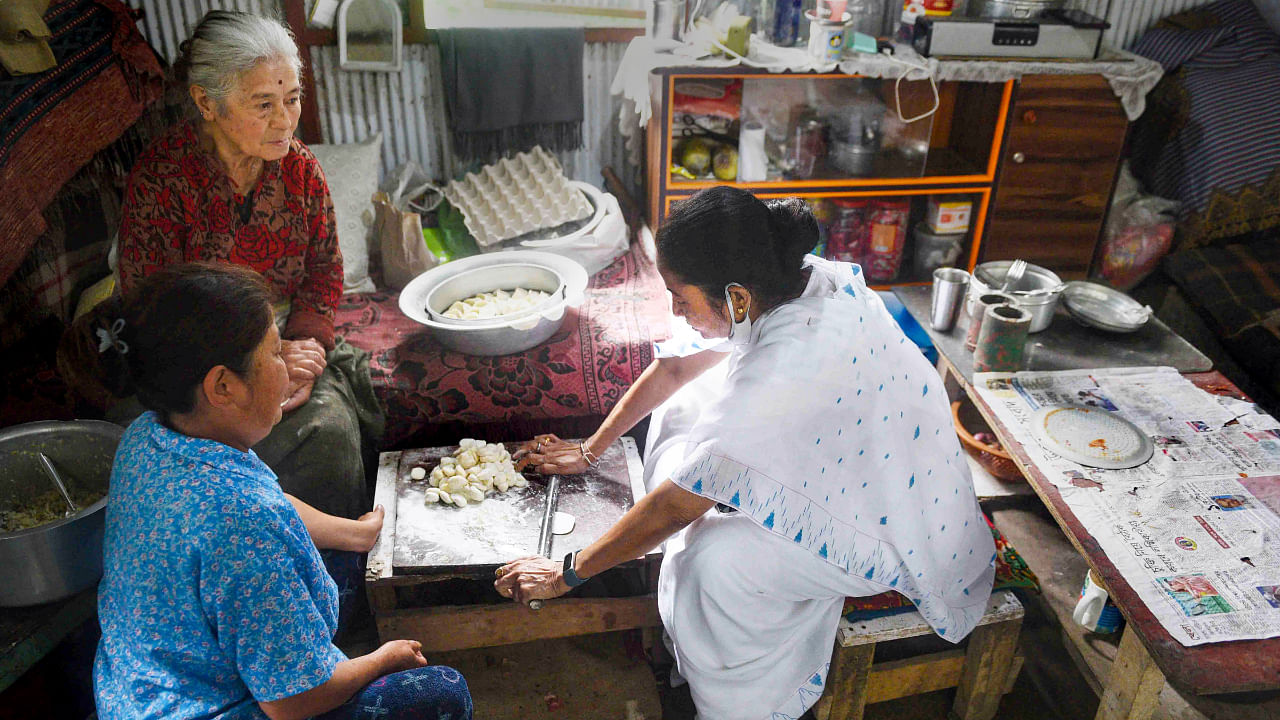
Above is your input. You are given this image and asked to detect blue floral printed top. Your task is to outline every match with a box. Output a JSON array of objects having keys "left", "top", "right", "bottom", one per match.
[{"left": 94, "top": 412, "right": 346, "bottom": 720}]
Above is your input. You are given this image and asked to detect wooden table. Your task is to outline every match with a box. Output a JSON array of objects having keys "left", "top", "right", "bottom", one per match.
[
  {"left": 365, "top": 438, "right": 662, "bottom": 653},
  {"left": 960, "top": 368, "right": 1280, "bottom": 713},
  {"left": 894, "top": 286, "right": 1280, "bottom": 716}
]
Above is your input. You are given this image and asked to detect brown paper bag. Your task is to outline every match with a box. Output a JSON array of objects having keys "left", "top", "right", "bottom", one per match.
[{"left": 373, "top": 190, "right": 437, "bottom": 290}]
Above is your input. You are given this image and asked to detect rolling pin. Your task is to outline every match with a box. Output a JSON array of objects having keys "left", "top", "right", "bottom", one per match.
[{"left": 527, "top": 474, "right": 561, "bottom": 611}]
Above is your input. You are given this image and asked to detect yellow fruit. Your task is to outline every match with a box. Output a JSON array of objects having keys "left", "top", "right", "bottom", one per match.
[
  {"left": 713, "top": 146, "right": 739, "bottom": 181},
  {"left": 680, "top": 138, "right": 712, "bottom": 176}
]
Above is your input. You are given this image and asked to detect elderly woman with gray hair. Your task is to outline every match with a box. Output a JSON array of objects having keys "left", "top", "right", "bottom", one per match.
[{"left": 105, "top": 10, "right": 382, "bottom": 523}]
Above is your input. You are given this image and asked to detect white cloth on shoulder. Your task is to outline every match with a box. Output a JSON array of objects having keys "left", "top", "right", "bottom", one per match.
[{"left": 646, "top": 255, "right": 994, "bottom": 719}]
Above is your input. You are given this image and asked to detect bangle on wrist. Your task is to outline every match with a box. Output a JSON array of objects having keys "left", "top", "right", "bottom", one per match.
[{"left": 579, "top": 442, "right": 600, "bottom": 467}]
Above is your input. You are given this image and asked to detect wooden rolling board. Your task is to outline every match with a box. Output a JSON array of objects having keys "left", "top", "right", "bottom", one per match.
[{"left": 390, "top": 438, "right": 643, "bottom": 576}]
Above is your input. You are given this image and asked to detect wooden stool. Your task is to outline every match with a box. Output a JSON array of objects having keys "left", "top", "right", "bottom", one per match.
[{"left": 815, "top": 590, "right": 1024, "bottom": 720}]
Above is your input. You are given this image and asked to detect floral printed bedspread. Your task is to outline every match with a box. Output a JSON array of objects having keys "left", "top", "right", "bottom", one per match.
[{"left": 335, "top": 246, "right": 670, "bottom": 446}]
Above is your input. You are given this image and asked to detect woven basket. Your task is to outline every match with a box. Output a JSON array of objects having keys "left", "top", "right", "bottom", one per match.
[{"left": 951, "top": 399, "right": 1025, "bottom": 483}]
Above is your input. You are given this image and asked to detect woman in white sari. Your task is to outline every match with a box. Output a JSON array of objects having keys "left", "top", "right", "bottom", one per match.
[{"left": 496, "top": 186, "right": 995, "bottom": 720}]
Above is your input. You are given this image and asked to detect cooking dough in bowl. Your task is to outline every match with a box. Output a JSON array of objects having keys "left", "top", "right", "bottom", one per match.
[{"left": 442, "top": 287, "right": 551, "bottom": 320}]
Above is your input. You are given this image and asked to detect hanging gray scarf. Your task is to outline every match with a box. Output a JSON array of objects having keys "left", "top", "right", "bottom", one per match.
[{"left": 437, "top": 27, "right": 585, "bottom": 162}]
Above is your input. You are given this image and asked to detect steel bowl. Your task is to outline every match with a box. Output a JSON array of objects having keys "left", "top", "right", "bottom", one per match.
[
  {"left": 967, "top": 260, "right": 1065, "bottom": 333},
  {"left": 399, "top": 251, "right": 589, "bottom": 356},
  {"left": 0, "top": 420, "right": 122, "bottom": 606}
]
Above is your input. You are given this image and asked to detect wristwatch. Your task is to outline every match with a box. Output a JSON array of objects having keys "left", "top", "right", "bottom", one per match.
[{"left": 562, "top": 550, "right": 591, "bottom": 588}]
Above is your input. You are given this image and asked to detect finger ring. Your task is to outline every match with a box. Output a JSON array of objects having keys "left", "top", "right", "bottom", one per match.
[
  {"left": 535, "top": 441, "right": 543, "bottom": 452},
  {"left": 495, "top": 567, "right": 506, "bottom": 577}
]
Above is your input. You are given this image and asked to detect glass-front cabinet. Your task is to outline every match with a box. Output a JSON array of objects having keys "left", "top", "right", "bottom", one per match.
[{"left": 646, "top": 67, "right": 1015, "bottom": 288}]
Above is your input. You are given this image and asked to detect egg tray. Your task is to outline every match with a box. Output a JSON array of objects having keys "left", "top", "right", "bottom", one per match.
[{"left": 442, "top": 146, "right": 593, "bottom": 248}]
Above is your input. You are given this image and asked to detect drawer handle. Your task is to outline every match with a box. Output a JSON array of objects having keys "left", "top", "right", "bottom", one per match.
[
  {"left": 1012, "top": 152, "right": 1026, "bottom": 164},
  {"left": 1022, "top": 110, "right": 1038, "bottom": 125}
]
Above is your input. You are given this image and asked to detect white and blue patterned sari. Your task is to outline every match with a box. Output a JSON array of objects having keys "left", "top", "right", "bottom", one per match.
[{"left": 653, "top": 256, "right": 995, "bottom": 719}]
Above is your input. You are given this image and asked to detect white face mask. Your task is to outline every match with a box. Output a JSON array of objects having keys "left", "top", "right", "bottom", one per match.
[{"left": 724, "top": 283, "right": 752, "bottom": 345}]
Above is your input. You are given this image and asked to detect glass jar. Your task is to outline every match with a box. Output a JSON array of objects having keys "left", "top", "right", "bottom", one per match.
[
  {"left": 825, "top": 198, "right": 869, "bottom": 265},
  {"left": 911, "top": 223, "right": 963, "bottom": 278},
  {"left": 865, "top": 200, "right": 909, "bottom": 282},
  {"left": 788, "top": 117, "right": 827, "bottom": 179}
]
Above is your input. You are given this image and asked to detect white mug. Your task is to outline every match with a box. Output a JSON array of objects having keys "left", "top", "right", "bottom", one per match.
[{"left": 1073, "top": 570, "right": 1121, "bottom": 633}]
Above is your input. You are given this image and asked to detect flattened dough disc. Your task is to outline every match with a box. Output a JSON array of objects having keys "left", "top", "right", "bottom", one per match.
[{"left": 552, "top": 511, "right": 576, "bottom": 535}]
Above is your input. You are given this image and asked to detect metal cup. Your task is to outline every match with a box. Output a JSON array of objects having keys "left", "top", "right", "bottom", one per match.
[
  {"left": 965, "top": 291, "right": 1015, "bottom": 351},
  {"left": 929, "top": 267, "right": 970, "bottom": 332},
  {"left": 973, "top": 302, "right": 1032, "bottom": 373},
  {"left": 647, "top": 0, "right": 686, "bottom": 42}
]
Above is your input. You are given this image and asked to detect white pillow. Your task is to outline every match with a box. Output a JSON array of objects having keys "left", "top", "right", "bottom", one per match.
[{"left": 309, "top": 132, "right": 382, "bottom": 294}]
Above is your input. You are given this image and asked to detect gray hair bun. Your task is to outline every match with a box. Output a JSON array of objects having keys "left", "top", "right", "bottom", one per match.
[{"left": 176, "top": 10, "right": 301, "bottom": 110}]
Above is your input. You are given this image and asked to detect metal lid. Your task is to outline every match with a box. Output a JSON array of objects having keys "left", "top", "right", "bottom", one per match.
[{"left": 1062, "top": 281, "right": 1151, "bottom": 333}]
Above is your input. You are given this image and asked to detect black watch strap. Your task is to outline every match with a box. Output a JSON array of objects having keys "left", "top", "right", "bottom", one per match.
[{"left": 562, "top": 550, "right": 589, "bottom": 588}]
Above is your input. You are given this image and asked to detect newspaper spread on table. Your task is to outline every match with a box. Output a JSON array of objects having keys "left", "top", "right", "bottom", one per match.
[{"left": 973, "top": 366, "right": 1280, "bottom": 646}]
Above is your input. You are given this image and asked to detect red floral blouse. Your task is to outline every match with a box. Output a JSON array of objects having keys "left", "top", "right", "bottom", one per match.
[{"left": 118, "top": 122, "right": 342, "bottom": 349}]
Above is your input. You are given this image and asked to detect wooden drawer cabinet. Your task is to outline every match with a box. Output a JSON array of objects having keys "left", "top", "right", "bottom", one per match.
[{"left": 982, "top": 74, "right": 1129, "bottom": 278}]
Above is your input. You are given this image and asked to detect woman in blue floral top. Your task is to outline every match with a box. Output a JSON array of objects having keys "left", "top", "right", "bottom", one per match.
[{"left": 71, "top": 263, "right": 471, "bottom": 720}]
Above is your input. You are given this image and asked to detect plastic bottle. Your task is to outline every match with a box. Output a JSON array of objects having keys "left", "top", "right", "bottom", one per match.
[{"left": 768, "top": 0, "right": 804, "bottom": 46}]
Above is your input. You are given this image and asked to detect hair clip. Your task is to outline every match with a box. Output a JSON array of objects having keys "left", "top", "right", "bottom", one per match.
[{"left": 95, "top": 318, "right": 130, "bottom": 356}]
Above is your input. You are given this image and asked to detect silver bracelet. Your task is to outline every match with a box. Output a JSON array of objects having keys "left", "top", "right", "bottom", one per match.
[{"left": 579, "top": 443, "right": 600, "bottom": 467}]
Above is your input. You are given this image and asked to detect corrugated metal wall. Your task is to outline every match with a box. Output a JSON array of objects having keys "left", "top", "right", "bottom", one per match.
[
  {"left": 310, "top": 43, "right": 455, "bottom": 178},
  {"left": 135, "top": 0, "right": 278, "bottom": 61},
  {"left": 1070, "top": 0, "right": 1218, "bottom": 49},
  {"left": 311, "top": 41, "right": 636, "bottom": 193},
  {"left": 131, "top": 0, "right": 1217, "bottom": 195},
  {"left": 131, "top": 0, "right": 636, "bottom": 193}
]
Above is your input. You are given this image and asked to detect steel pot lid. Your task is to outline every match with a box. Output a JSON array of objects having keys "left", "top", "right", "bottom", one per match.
[{"left": 1062, "top": 281, "right": 1151, "bottom": 333}]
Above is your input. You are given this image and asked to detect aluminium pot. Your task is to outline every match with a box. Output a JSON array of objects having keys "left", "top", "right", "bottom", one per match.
[
  {"left": 0, "top": 420, "right": 121, "bottom": 606},
  {"left": 828, "top": 135, "right": 878, "bottom": 177},
  {"left": 967, "top": 260, "right": 1065, "bottom": 333},
  {"left": 970, "top": 0, "right": 1067, "bottom": 19}
]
